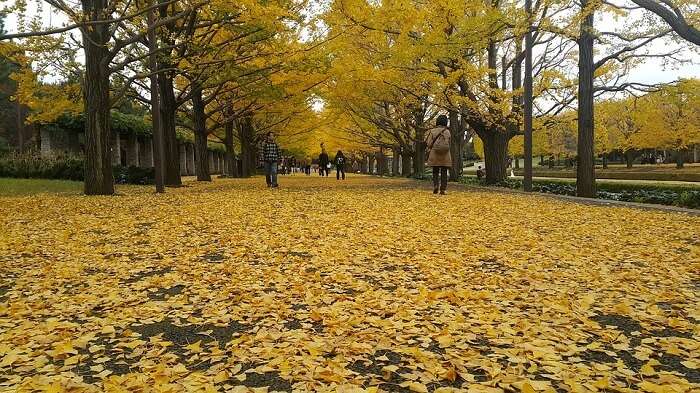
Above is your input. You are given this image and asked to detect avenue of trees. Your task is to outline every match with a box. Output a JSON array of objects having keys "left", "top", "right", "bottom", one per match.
[
  {"left": 316, "top": 0, "right": 699, "bottom": 197},
  {"left": 0, "top": 0, "right": 699, "bottom": 197},
  {"left": 1, "top": 0, "right": 326, "bottom": 194}
]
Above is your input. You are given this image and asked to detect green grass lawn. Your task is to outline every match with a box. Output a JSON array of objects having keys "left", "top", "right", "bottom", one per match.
[{"left": 0, "top": 178, "right": 83, "bottom": 196}]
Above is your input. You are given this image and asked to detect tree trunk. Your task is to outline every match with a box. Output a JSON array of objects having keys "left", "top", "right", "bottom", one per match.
[
  {"left": 514, "top": 156, "right": 520, "bottom": 169},
  {"left": 224, "top": 119, "right": 236, "bottom": 177},
  {"left": 413, "top": 128, "right": 425, "bottom": 178},
  {"left": 602, "top": 153, "right": 608, "bottom": 169},
  {"left": 191, "top": 85, "right": 210, "bottom": 181},
  {"left": 523, "top": 0, "right": 534, "bottom": 192},
  {"left": 625, "top": 150, "right": 634, "bottom": 168},
  {"left": 482, "top": 131, "right": 509, "bottom": 184},
  {"left": 391, "top": 146, "right": 399, "bottom": 176},
  {"left": 675, "top": 149, "right": 685, "bottom": 168},
  {"left": 147, "top": 5, "right": 165, "bottom": 193},
  {"left": 401, "top": 149, "right": 412, "bottom": 177},
  {"left": 158, "top": 72, "right": 181, "bottom": 186},
  {"left": 238, "top": 117, "right": 256, "bottom": 177},
  {"left": 81, "top": 0, "right": 114, "bottom": 195},
  {"left": 360, "top": 154, "right": 368, "bottom": 174},
  {"left": 449, "top": 110, "right": 463, "bottom": 181},
  {"left": 382, "top": 151, "right": 389, "bottom": 175},
  {"left": 576, "top": 0, "right": 596, "bottom": 198}
]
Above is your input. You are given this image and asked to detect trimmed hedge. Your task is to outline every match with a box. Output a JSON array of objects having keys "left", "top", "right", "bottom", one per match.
[
  {"left": 113, "top": 166, "right": 154, "bottom": 185},
  {"left": 460, "top": 177, "right": 700, "bottom": 209},
  {"left": 513, "top": 169, "right": 700, "bottom": 182},
  {"left": 0, "top": 152, "right": 84, "bottom": 181},
  {"left": 0, "top": 153, "right": 154, "bottom": 185}
]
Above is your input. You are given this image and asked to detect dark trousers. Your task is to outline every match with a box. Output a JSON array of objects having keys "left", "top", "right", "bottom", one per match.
[
  {"left": 336, "top": 164, "right": 345, "bottom": 180},
  {"left": 432, "top": 166, "right": 448, "bottom": 192},
  {"left": 264, "top": 161, "right": 278, "bottom": 187}
]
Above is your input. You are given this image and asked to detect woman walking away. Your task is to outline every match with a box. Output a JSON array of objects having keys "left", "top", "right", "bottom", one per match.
[
  {"left": 335, "top": 150, "right": 346, "bottom": 180},
  {"left": 319, "top": 144, "right": 330, "bottom": 177},
  {"left": 425, "top": 115, "right": 452, "bottom": 195}
]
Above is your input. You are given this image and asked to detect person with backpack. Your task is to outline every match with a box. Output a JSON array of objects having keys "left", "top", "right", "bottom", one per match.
[
  {"left": 425, "top": 115, "right": 452, "bottom": 195},
  {"left": 335, "top": 150, "right": 346, "bottom": 180}
]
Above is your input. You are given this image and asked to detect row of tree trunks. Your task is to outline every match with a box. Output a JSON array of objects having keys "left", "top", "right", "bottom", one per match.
[{"left": 81, "top": 0, "right": 114, "bottom": 195}]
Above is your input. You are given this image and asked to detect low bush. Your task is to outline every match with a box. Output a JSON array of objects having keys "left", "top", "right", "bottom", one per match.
[
  {"left": 0, "top": 152, "right": 84, "bottom": 181},
  {"left": 0, "top": 153, "right": 154, "bottom": 185},
  {"left": 459, "top": 176, "right": 700, "bottom": 209},
  {"left": 113, "top": 166, "right": 154, "bottom": 185}
]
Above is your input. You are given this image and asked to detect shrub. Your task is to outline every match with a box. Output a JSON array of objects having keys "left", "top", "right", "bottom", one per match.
[
  {"left": 113, "top": 166, "right": 154, "bottom": 185},
  {"left": 677, "top": 191, "right": 700, "bottom": 209},
  {"left": 0, "top": 152, "right": 84, "bottom": 181},
  {"left": 0, "top": 137, "right": 10, "bottom": 155},
  {"left": 459, "top": 175, "right": 700, "bottom": 209},
  {"left": 0, "top": 153, "right": 154, "bottom": 185}
]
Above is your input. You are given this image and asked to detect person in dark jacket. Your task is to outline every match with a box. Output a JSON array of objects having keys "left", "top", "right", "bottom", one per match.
[
  {"left": 335, "top": 150, "right": 346, "bottom": 180},
  {"left": 318, "top": 144, "right": 330, "bottom": 177},
  {"left": 262, "top": 133, "right": 280, "bottom": 188}
]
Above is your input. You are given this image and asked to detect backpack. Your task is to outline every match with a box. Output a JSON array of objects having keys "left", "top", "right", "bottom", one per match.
[{"left": 430, "top": 128, "right": 450, "bottom": 154}]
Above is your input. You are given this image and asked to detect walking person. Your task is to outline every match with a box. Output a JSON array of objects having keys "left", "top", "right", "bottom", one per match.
[
  {"left": 262, "top": 132, "right": 280, "bottom": 188},
  {"left": 319, "top": 144, "right": 330, "bottom": 177},
  {"left": 335, "top": 150, "right": 346, "bottom": 180},
  {"left": 425, "top": 115, "right": 452, "bottom": 195}
]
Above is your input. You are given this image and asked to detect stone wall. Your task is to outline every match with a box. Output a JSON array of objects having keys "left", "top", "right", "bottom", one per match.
[
  {"left": 39, "top": 128, "right": 227, "bottom": 176},
  {"left": 40, "top": 128, "right": 83, "bottom": 156}
]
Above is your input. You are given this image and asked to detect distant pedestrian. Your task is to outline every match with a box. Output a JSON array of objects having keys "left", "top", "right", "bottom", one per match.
[
  {"left": 262, "top": 133, "right": 280, "bottom": 188},
  {"left": 476, "top": 165, "right": 484, "bottom": 180},
  {"left": 425, "top": 115, "right": 452, "bottom": 195},
  {"left": 319, "top": 144, "right": 330, "bottom": 177},
  {"left": 335, "top": 150, "right": 346, "bottom": 180}
]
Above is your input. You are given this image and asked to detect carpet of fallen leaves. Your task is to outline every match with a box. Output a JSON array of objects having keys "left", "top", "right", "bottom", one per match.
[{"left": 0, "top": 175, "right": 699, "bottom": 393}]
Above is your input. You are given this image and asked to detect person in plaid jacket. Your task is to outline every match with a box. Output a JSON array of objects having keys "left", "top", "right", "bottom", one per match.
[{"left": 262, "top": 132, "right": 280, "bottom": 188}]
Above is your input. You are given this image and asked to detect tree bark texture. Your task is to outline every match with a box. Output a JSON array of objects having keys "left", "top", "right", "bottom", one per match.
[
  {"left": 576, "top": 0, "right": 596, "bottom": 198},
  {"left": 158, "top": 72, "right": 181, "bottom": 186},
  {"left": 81, "top": 0, "right": 114, "bottom": 195},
  {"left": 191, "top": 85, "right": 211, "bottom": 181}
]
